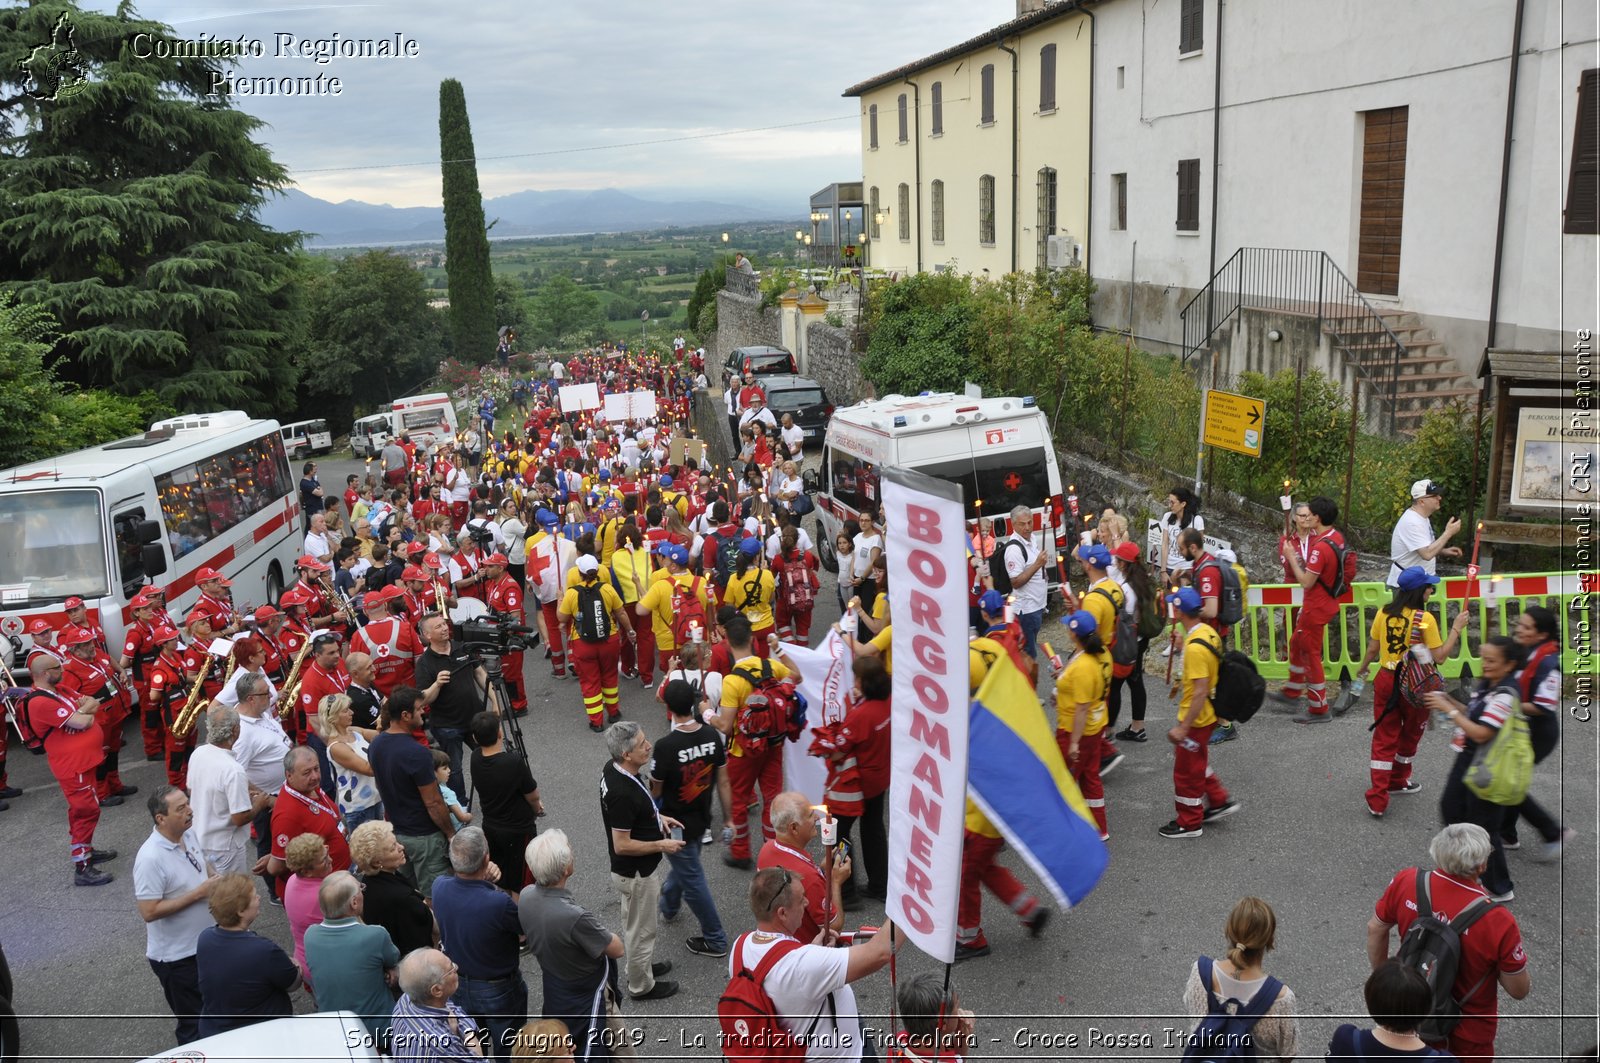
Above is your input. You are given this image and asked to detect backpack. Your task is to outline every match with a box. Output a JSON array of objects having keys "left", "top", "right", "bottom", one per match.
[
  {"left": 1178, "top": 955, "right": 1283, "bottom": 1062},
  {"left": 709, "top": 533, "right": 743, "bottom": 587},
  {"left": 1091, "top": 586, "right": 1140, "bottom": 674},
  {"left": 1197, "top": 558, "right": 1246, "bottom": 627},
  {"left": 573, "top": 582, "right": 612, "bottom": 643},
  {"left": 988, "top": 538, "right": 1023, "bottom": 595},
  {"left": 1189, "top": 636, "right": 1267, "bottom": 723},
  {"left": 780, "top": 554, "right": 816, "bottom": 613},
  {"left": 1465, "top": 690, "right": 1534, "bottom": 806},
  {"left": 1394, "top": 869, "right": 1498, "bottom": 1043},
  {"left": 669, "top": 576, "right": 711, "bottom": 649},
  {"left": 9, "top": 688, "right": 54, "bottom": 754},
  {"left": 717, "top": 934, "right": 835, "bottom": 1062},
  {"left": 1316, "top": 534, "right": 1359, "bottom": 599},
  {"left": 731, "top": 660, "right": 806, "bottom": 754},
  {"left": 1136, "top": 581, "right": 1168, "bottom": 641}
]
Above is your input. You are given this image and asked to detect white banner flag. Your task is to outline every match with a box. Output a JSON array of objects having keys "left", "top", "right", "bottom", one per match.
[
  {"left": 602, "top": 390, "right": 657, "bottom": 423},
  {"left": 882, "top": 467, "right": 969, "bottom": 964},
  {"left": 781, "top": 627, "right": 853, "bottom": 807},
  {"left": 558, "top": 382, "right": 601, "bottom": 413}
]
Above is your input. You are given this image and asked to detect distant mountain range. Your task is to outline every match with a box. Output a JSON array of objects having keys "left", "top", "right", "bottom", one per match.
[{"left": 263, "top": 187, "right": 789, "bottom": 246}]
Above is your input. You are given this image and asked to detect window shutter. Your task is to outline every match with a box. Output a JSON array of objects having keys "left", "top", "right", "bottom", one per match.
[
  {"left": 898, "top": 94, "right": 909, "bottom": 144},
  {"left": 1177, "top": 159, "right": 1200, "bottom": 231},
  {"left": 1566, "top": 68, "right": 1599, "bottom": 234},
  {"left": 982, "top": 65, "right": 995, "bottom": 124},
  {"left": 1040, "top": 44, "right": 1057, "bottom": 112},
  {"left": 869, "top": 105, "right": 878, "bottom": 150},
  {"left": 931, "top": 82, "right": 943, "bottom": 135},
  {"left": 1180, "top": 0, "right": 1204, "bottom": 53}
]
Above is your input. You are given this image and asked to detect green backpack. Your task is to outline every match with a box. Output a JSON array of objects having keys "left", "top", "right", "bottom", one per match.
[{"left": 1465, "top": 687, "right": 1534, "bottom": 806}]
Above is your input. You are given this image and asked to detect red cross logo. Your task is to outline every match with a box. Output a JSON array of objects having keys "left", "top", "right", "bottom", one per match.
[
  {"left": 377, "top": 644, "right": 390, "bottom": 657},
  {"left": 1004, "top": 473, "right": 1022, "bottom": 492}
]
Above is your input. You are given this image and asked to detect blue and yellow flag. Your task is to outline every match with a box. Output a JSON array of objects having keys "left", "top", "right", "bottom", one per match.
[{"left": 967, "top": 650, "right": 1109, "bottom": 908}]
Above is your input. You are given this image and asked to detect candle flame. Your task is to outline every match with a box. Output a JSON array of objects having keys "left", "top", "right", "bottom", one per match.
[{"left": 813, "top": 804, "right": 831, "bottom": 818}]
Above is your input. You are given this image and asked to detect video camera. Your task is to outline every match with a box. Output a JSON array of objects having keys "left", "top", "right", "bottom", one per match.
[
  {"left": 458, "top": 610, "right": 539, "bottom": 657},
  {"left": 465, "top": 521, "right": 496, "bottom": 548}
]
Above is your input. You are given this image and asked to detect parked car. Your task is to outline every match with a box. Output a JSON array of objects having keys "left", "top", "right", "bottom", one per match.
[
  {"left": 724, "top": 345, "right": 798, "bottom": 379},
  {"left": 761, "top": 374, "right": 834, "bottom": 445},
  {"left": 280, "top": 418, "right": 333, "bottom": 460},
  {"left": 349, "top": 412, "right": 391, "bottom": 459}
]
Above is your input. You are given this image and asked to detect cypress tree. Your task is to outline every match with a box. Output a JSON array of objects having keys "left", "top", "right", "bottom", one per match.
[
  {"left": 0, "top": 1, "right": 301, "bottom": 411},
  {"left": 438, "top": 78, "right": 496, "bottom": 363}
]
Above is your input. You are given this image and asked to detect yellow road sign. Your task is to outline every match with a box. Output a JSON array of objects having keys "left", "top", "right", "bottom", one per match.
[{"left": 1203, "top": 389, "right": 1265, "bottom": 458}]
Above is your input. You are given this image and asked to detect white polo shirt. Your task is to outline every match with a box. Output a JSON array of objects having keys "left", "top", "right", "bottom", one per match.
[
  {"left": 133, "top": 828, "right": 213, "bottom": 962},
  {"left": 1388, "top": 507, "right": 1436, "bottom": 586},
  {"left": 187, "top": 743, "right": 253, "bottom": 856},
  {"left": 232, "top": 711, "right": 290, "bottom": 793}
]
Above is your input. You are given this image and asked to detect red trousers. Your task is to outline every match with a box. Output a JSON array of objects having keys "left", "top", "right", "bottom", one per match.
[
  {"left": 1058, "top": 730, "right": 1107, "bottom": 836},
  {"left": 499, "top": 651, "right": 526, "bottom": 712},
  {"left": 776, "top": 603, "right": 814, "bottom": 643},
  {"left": 137, "top": 682, "right": 163, "bottom": 758},
  {"left": 726, "top": 745, "right": 784, "bottom": 860},
  {"left": 1173, "top": 722, "right": 1230, "bottom": 829},
  {"left": 95, "top": 702, "right": 129, "bottom": 798},
  {"left": 750, "top": 626, "right": 775, "bottom": 658},
  {"left": 1366, "top": 668, "right": 1429, "bottom": 814},
  {"left": 957, "top": 831, "right": 1039, "bottom": 947},
  {"left": 1283, "top": 614, "right": 1331, "bottom": 713},
  {"left": 56, "top": 768, "right": 101, "bottom": 865},
  {"left": 539, "top": 601, "right": 567, "bottom": 675},
  {"left": 569, "top": 636, "right": 621, "bottom": 722}
]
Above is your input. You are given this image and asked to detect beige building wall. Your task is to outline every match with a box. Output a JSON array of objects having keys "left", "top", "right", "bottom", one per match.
[{"left": 853, "top": 9, "right": 1091, "bottom": 279}]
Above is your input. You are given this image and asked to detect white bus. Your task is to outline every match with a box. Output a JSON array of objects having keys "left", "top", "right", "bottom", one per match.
[
  {"left": 279, "top": 418, "right": 333, "bottom": 461},
  {"left": 0, "top": 411, "right": 301, "bottom": 675}
]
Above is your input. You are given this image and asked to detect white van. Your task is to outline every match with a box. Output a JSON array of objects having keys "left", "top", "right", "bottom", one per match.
[
  {"left": 349, "top": 412, "right": 392, "bottom": 459},
  {"left": 813, "top": 392, "right": 1069, "bottom": 594},
  {"left": 280, "top": 417, "right": 333, "bottom": 460},
  {"left": 389, "top": 392, "right": 459, "bottom": 451}
]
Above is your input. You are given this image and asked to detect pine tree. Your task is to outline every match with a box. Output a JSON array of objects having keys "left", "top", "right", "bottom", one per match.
[
  {"left": 0, "top": 1, "right": 302, "bottom": 411},
  {"left": 438, "top": 78, "right": 496, "bottom": 364}
]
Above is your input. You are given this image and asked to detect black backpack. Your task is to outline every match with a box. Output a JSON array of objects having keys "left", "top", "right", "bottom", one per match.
[
  {"left": 573, "top": 583, "right": 612, "bottom": 643},
  {"left": 1395, "top": 869, "right": 1498, "bottom": 1043},
  {"left": 1197, "top": 558, "right": 1246, "bottom": 627},
  {"left": 1189, "top": 636, "right": 1266, "bottom": 723},
  {"left": 1091, "top": 586, "right": 1139, "bottom": 669},
  {"left": 710, "top": 533, "right": 743, "bottom": 587},
  {"left": 1178, "top": 955, "right": 1283, "bottom": 1062},
  {"left": 988, "top": 538, "right": 1023, "bottom": 595}
]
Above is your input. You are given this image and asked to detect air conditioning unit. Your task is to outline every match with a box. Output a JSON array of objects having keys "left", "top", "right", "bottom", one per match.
[{"left": 1046, "top": 234, "right": 1081, "bottom": 270}]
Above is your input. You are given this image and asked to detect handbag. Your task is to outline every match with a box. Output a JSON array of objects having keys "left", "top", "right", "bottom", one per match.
[{"left": 1465, "top": 685, "right": 1534, "bottom": 806}]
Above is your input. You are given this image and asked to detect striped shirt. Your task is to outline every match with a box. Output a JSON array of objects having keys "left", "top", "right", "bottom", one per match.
[{"left": 388, "top": 992, "right": 482, "bottom": 1063}]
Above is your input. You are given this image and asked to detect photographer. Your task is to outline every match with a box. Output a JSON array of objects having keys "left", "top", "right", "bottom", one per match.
[{"left": 414, "top": 614, "right": 496, "bottom": 797}]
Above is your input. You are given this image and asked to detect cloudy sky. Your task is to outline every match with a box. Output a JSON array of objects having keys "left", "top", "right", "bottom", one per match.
[{"left": 90, "top": 0, "right": 1018, "bottom": 210}]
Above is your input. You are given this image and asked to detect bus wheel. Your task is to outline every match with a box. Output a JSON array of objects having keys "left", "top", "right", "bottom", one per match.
[
  {"left": 266, "top": 563, "right": 285, "bottom": 606},
  {"left": 817, "top": 533, "right": 838, "bottom": 574}
]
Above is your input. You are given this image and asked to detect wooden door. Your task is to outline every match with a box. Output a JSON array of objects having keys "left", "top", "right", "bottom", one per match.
[{"left": 1357, "top": 106, "right": 1408, "bottom": 295}]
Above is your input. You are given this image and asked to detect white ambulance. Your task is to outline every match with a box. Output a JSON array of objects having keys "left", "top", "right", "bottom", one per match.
[
  {"left": 388, "top": 392, "right": 459, "bottom": 451},
  {"left": 811, "top": 392, "right": 1069, "bottom": 593}
]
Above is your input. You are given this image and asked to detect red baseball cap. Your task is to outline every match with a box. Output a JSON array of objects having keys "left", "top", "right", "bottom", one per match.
[
  {"left": 1111, "top": 541, "right": 1142, "bottom": 562},
  {"left": 25, "top": 618, "right": 55, "bottom": 635},
  {"left": 406, "top": 542, "right": 429, "bottom": 556},
  {"left": 253, "top": 604, "right": 282, "bottom": 621},
  {"left": 185, "top": 610, "right": 213, "bottom": 629},
  {"left": 196, "top": 566, "right": 230, "bottom": 584},
  {"left": 63, "top": 596, "right": 85, "bottom": 610},
  {"left": 278, "top": 588, "right": 311, "bottom": 609},
  {"left": 59, "top": 627, "right": 96, "bottom": 648},
  {"left": 422, "top": 552, "right": 443, "bottom": 570},
  {"left": 297, "top": 555, "right": 330, "bottom": 572},
  {"left": 484, "top": 552, "right": 510, "bottom": 567},
  {"left": 381, "top": 585, "right": 409, "bottom": 602},
  {"left": 402, "top": 565, "right": 428, "bottom": 582},
  {"left": 152, "top": 624, "right": 181, "bottom": 643}
]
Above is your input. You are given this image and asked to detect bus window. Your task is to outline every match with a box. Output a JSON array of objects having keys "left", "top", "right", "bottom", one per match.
[
  {"left": 0, "top": 489, "right": 110, "bottom": 604},
  {"left": 114, "top": 508, "right": 151, "bottom": 594},
  {"left": 155, "top": 432, "right": 292, "bottom": 559}
]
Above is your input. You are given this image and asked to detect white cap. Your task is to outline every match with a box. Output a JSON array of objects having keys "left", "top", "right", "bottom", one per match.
[
  {"left": 1410, "top": 479, "right": 1442, "bottom": 499},
  {"left": 576, "top": 555, "right": 600, "bottom": 575}
]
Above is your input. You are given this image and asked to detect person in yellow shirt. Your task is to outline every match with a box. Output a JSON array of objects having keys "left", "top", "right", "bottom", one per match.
[
  {"left": 714, "top": 626, "right": 796, "bottom": 868},
  {"left": 565, "top": 534, "right": 614, "bottom": 592},
  {"left": 1160, "top": 588, "right": 1236, "bottom": 838},
  {"left": 1075, "top": 543, "right": 1128, "bottom": 776},
  {"left": 610, "top": 522, "right": 655, "bottom": 684},
  {"left": 1054, "top": 610, "right": 1112, "bottom": 839},
  {"left": 557, "top": 555, "right": 636, "bottom": 731},
  {"left": 723, "top": 539, "right": 777, "bottom": 654},
  {"left": 1352, "top": 566, "right": 1469, "bottom": 817},
  {"left": 635, "top": 543, "right": 717, "bottom": 679}
]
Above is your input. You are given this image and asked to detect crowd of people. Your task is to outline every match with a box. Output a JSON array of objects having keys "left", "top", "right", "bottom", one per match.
[{"left": 0, "top": 338, "right": 1582, "bottom": 1063}]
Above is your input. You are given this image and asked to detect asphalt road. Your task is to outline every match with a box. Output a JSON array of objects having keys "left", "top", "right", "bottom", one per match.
[{"left": 2, "top": 452, "right": 1594, "bottom": 1062}]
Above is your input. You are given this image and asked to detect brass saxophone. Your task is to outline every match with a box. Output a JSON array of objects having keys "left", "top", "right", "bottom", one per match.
[
  {"left": 172, "top": 652, "right": 221, "bottom": 739},
  {"left": 278, "top": 636, "right": 315, "bottom": 721},
  {"left": 434, "top": 578, "right": 448, "bottom": 617}
]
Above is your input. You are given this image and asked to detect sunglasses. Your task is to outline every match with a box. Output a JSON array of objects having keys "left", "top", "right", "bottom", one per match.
[{"left": 761, "top": 868, "right": 796, "bottom": 915}]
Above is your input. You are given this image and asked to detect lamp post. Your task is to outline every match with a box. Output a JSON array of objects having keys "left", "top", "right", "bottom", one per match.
[{"left": 809, "top": 210, "right": 825, "bottom": 262}]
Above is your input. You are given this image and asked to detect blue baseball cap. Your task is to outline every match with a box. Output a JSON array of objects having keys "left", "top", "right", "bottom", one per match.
[
  {"left": 1396, "top": 566, "right": 1441, "bottom": 591},
  {"left": 1076, "top": 543, "right": 1112, "bottom": 569},
  {"left": 978, "top": 589, "right": 1006, "bottom": 615},
  {"left": 535, "top": 509, "right": 558, "bottom": 528},
  {"left": 660, "top": 474, "right": 674, "bottom": 488},
  {"left": 738, "top": 537, "right": 762, "bottom": 557},
  {"left": 1062, "top": 609, "right": 1097, "bottom": 635},
  {"left": 1166, "top": 587, "right": 1203, "bottom": 615},
  {"left": 598, "top": 468, "right": 611, "bottom": 480}
]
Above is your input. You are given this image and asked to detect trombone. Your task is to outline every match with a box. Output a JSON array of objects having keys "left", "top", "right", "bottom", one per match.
[{"left": 321, "top": 573, "right": 359, "bottom": 627}]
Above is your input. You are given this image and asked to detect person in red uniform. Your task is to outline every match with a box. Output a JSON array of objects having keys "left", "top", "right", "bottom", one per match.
[
  {"left": 770, "top": 526, "right": 820, "bottom": 644},
  {"left": 276, "top": 587, "right": 316, "bottom": 672},
  {"left": 119, "top": 591, "right": 165, "bottom": 760},
  {"left": 145, "top": 624, "right": 197, "bottom": 787},
  {"left": 292, "top": 556, "right": 343, "bottom": 633},
  {"left": 252, "top": 604, "right": 288, "bottom": 680},
  {"left": 1367, "top": 823, "right": 1531, "bottom": 1063},
  {"left": 558, "top": 555, "right": 634, "bottom": 730},
  {"left": 24, "top": 618, "right": 66, "bottom": 670},
  {"left": 399, "top": 565, "right": 432, "bottom": 628},
  {"left": 411, "top": 482, "right": 444, "bottom": 528},
  {"left": 61, "top": 596, "right": 108, "bottom": 654},
  {"left": 754, "top": 791, "right": 848, "bottom": 944},
  {"left": 450, "top": 531, "right": 487, "bottom": 604},
  {"left": 60, "top": 627, "right": 137, "bottom": 802},
  {"left": 480, "top": 552, "right": 529, "bottom": 715},
  {"left": 190, "top": 567, "right": 241, "bottom": 636},
  {"left": 24, "top": 655, "right": 117, "bottom": 885},
  {"left": 181, "top": 612, "right": 228, "bottom": 704},
  {"left": 349, "top": 586, "right": 421, "bottom": 699},
  {"left": 267, "top": 745, "right": 351, "bottom": 877},
  {"left": 295, "top": 635, "right": 350, "bottom": 746},
  {"left": 830, "top": 656, "right": 891, "bottom": 903},
  {"left": 1272, "top": 496, "right": 1347, "bottom": 723}
]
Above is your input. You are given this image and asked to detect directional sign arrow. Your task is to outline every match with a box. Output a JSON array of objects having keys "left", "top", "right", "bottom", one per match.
[{"left": 1248, "top": 407, "right": 1261, "bottom": 424}]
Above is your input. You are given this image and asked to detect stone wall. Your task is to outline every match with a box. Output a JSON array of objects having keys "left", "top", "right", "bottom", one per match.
[
  {"left": 692, "top": 390, "right": 737, "bottom": 469},
  {"left": 712, "top": 286, "right": 780, "bottom": 369},
  {"left": 804, "top": 320, "right": 869, "bottom": 407}
]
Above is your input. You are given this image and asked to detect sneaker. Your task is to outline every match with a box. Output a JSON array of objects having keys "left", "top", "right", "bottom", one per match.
[
  {"left": 1500, "top": 836, "right": 1521, "bottom": 851},
  {"left": 607, "top": 709, "right": 622, "bottom": 721},
  {"left": 686, "top": 936, "right": 729, "bottom": 958},
  {"left": 1533, "top": 828, "right": 1576, "bottom": 863},
  {"left": 1022, "top": 907, "right": 1051, "bottom": 938},
  {"left": 1488, "top": 889, "right": 1514, "bottom": 903},
  {"left": 1158, "top": 820, "right": 1203, "bottom": 839},
  {"left": 588, "top": 719, "right": 604, "bottom": 733},
  {"left": 620, "top": 668, "right": 639, "bottom": 679},
  {"left": 842, "top": 895, "right": 863, "bottom": 912},
  {"left": 1388, "top": 781, "right": 1423, "bottom": 796},
  {"left": 111, "top": 784, "right": 139, "bottom": 797},
  {"left": 88, "top": 848, "right": 118, "bottom": 863},
  {"left": 631, "top": 979, "right": 679, "bottom": 1001},
  {"left": 701, "top": 829, "right": 714, "bottom": 845},
  {"left": 1099, "top": 753, "right": 1126, "bottom": 777},
  {"left": 1292, "top": 710, "right": 1331, "bottom": 725},
  {"left": 722, "top": 854, "right": 753, "bottom": 870},
  {"left": 1209, "top": 723, "right": 1239, "bottom": 744},
  {"left": 1114, "top": 727, "right": 1148, "bottom": 743},
  {"left": 651, "top": 960, "right": 673, "bottom": 978},
  {"left": 1367, "top": 803, "right": 1385, "bottom": 818},
  {"left": 268, "top": 893, "right": 285, "bottom": 908},
  {"left": 953, "top": 941, "right": 991, "bottom": 962},
  {"left": 74, "top": 865, "right": 114, "bottom": 887},
  {"left": 1160, "top": 644, "right": 1173, "bottom": 658},
  {"left": 97, "top": 794, "right": 125, "bottom": 807},
  {"left": 1202, "top": 800, "right": 1239, "bottom": 823},
  {"left": 1266, "top": 691, "right": 1301, "bottom": 711},
  {"left": 0, "top": 785, "right": 22, "bottom": 798}
]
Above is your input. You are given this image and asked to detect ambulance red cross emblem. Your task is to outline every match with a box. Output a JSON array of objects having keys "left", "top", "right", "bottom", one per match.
[{"left": 1004, "top": 473, "right": 1022, "bottom": 492}]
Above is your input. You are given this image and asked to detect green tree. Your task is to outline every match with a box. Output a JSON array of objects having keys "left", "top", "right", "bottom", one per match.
[
  {"left": 530, "top": 275, "right": 600, "bottom": 346},
  {"left": 0, "top": 1, "right": 301, "bottom": 411},
  {"left": 438, "top": 78, "right": 496, "bottom": 363},
  {"left": 297, "top": 251, "right": 445, "bottom": 429},
  {"left": 493, "top": 276, "right": 534, "bottom": 347},
  {"left": 861, "top": 272, "right": 981, "bottom": 395}
]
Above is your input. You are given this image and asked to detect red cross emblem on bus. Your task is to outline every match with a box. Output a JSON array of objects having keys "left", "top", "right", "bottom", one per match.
[{"left": 1004, "top": 473, "right": 1022, "bottom": 492}]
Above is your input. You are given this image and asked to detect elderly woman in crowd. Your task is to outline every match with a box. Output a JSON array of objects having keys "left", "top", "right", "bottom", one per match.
[
  {"left": 517, "top": 830, "right": 626, "bottom": 1062},
  {"left": 196, "top": 874, "right": 301, "bottom": 1037},
  {"left": 350, "top": 818, "right": 438, "bottom": 955},
  {"left": 316, "top": 692, "right": 384, "bottom": 831},
  {"left": 283, "top": 832, "right": 334, "bottom": 992}
]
